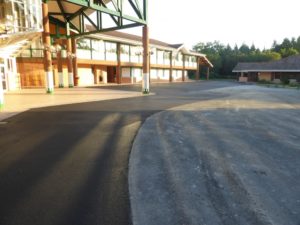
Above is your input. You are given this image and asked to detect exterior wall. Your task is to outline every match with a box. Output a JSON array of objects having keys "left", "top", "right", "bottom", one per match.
[
  {"left": 132, "top": 68, "right": 142, "bottom": 83},
  {"left": 13, "top": 36, "right": 209, "bottom": 89},
  {"left": 15, "top": 56, "right": 196, "bottom": 88},
  {"left": 121, "top": 67, "right": 132, "bottom": 83},
  {"left": 258, "top": 72, "right": 272, "bottom": 81},
  {"left": 77, "top": 65, "right": 94, "bottom": 86},
  {"left": 53, "top": 67, "right": 69, "bottom": 86},
  {"left": 17, "top": 59, "right": 45, "bottom": 88},
  {"left": 93, "top": 66, "right": 108, "bottom": 84}
]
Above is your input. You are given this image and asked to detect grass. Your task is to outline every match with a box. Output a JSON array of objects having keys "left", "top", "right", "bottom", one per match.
[{"left": 257, "top": 81, "right": 300, "bottom": 90}]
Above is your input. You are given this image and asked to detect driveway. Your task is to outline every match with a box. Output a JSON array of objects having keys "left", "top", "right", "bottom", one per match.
[
  {"left": 0, "top": 81, "right": 236, "bottom": 225},
  {"left": 130, "top": 85, "right": 300, "bottom": 225}
]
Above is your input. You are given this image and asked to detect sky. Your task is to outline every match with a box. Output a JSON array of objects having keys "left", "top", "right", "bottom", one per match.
[{"left": 124, "top": 0, "right": 300, "bottom": 50}]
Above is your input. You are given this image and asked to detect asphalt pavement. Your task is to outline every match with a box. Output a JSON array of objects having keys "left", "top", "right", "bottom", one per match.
[
  {"left": 130, "top": 85, "right": 300, "bottom": 225},
  {"left": 0, "top": 81, "right": 236, "bottom": 225}
]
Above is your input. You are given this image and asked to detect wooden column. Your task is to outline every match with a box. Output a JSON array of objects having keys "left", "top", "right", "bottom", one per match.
[
  {"left": 72, "top": 38, "right": 79, "bottom": 86},
  {"left": 206, "top": 67, "right": 210, "bottom": 80},
  {"left": 169, "top": 51, "right": 173, "bottom": 82},
  {"left": 0, "top": 66, "right": 3, "bottom": 106},
  {"left": 142, "top": 25, "right": 150, "bottom": 93},
  {"left": 57, "top": 48, "right": 64, "bottom": 87},
  {"left": 92, "top": 65, "right": 97, "bottom": 84},
  {"left": 196, "top": 57, "right": 200, "bottom": 80},
  {"left": 66, "top": 23, "right": 74, "bottom": 88},
  {"left": 182, "top": 54, "right": 185, "bottom": 82},
  {"left": 116, "top": 42, "right": 121, "bottom": 84},
  {"left": 42, "top": 2, "right": 54, "bottom": 93}
]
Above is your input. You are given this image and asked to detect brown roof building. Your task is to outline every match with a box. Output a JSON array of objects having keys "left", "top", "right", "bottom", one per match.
[{"left": 232, "top": 55, "right": 300, "bottom": 82}]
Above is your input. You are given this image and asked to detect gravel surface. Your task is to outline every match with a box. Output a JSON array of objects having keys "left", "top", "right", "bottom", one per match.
[{"left": 129, "top": 85, "right": 300, "bottom": 225}]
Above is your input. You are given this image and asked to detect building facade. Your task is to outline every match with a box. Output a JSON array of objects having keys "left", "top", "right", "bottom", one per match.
[
  {"left": 0, "top": 0, "right": 43, "bottom": 105},
  {"left": 13, "top": 30, "right": 212, "bottom": 89},
  {"left": 0, "top": 0, "right": 212, "bottom": 96},
  {"left": 233, "top": 55, "right": 300, "bottom": 83}
]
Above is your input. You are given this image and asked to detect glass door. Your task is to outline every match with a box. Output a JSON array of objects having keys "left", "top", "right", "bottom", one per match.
[{"left": 0, "top": 65, "right": 7, "bottom": 91}]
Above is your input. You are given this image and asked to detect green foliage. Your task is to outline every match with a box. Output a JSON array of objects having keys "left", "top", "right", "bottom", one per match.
[
  {"left": 193, "top": 36, "right": 300, "bottom": 78},
  {"left": 257, "top": 79, "right": 272, "bottom": 84},
  {"left": 279, "top": 48, "right": 299, "bottom": 58},
  {"left": 281, "top": 77, "right": 290, "bottom": 85}
]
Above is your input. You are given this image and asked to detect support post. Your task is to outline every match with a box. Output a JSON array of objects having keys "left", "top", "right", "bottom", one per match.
[
  {"left": 182, "top": 54, "right": 185, "bottom": 82},
  {"left": 206, "top": 67, "right": 210, "bottom": 80},
  {"left": 93, "top": 65, "right": 97, "bottom": 84},
  {"left": 169, "top": 51, "right": 173, "bottom": 82},
  {"left": 116, "top": 42, "right": 121, "bottom": 84},
  {"left": 57, "top": 48, "right": 64, "bottom": 88},
  {"left": 42, "top": 2, "right": 54, "bottom": 93},
  {"left": 0, "top": 68, "right": 4, "bottom": 107},
  {"left": 196, "top": 57, "right": 200, "bottom": 80},
  {"left": 72, "top": 38, "right": 79, "bottom": 86},
  {"left": 66, "top": 23, "right": 74, "bottom": 88},
  {"left": 142, "top": 25, "right": 150, "bottom": 93}
]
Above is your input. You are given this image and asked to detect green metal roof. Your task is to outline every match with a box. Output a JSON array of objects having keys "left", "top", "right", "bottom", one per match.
[{"left": 47, "top": 0, "right": 148, "bottom": 38}]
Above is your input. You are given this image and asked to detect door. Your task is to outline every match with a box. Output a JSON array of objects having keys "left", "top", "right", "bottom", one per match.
[{"left": 0, "top": 65, "right": 7, "bottom": 91}]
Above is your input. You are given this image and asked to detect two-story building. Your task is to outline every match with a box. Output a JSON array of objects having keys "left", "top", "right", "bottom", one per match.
[{"left": 13, "top": 30, "right": 212, "bottom": 89}]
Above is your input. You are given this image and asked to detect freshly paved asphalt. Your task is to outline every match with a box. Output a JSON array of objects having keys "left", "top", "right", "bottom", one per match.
[{"left": 0, "top": 81, "right": 237, "bottom": 225}]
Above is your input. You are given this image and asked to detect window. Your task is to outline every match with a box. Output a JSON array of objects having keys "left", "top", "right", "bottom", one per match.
[
  {"left": 105, "top": 41, "right": 117, "bottom": 53},
  {"left": 163, "top": 51, "right": 170, "bottom": 60},
  {"left": 91, "top": 39, "right": 104, "bottom": 60},
  {"left": 121, "top": 45, "right": 129, "bottom": 54},
  {"left": 77, "top": 38, "right": 91, "bottom": 50}
]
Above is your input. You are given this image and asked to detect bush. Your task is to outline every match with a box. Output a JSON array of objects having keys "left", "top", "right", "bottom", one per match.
[
  {"left": 281, "top": 77, "right": 290, "bottom": 85},
  {"left": 257, "top": 79, "right": 272, "bottom": 84}
]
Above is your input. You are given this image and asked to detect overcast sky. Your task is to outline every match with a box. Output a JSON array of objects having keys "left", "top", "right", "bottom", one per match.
[{"left": 124, "top": 0, "right": 300, "bottom": 50}]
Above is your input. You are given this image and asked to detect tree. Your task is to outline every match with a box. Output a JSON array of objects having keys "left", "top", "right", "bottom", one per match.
[
  {"left": 192, "top": 35, "right": 299, "bottom": 77},
  {"left": 239, "top": 44, "right": 250, "bottom": 54},
  {"left": 279, "top": 48, "right": 299, "bottom": 58},
  {"left": 281, "top": 38, "right": 292, "bottom": 49}
]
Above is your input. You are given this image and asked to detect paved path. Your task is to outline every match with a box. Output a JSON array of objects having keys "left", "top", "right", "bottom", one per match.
[
  {"left": 0, "top": 87, "right": 142, "bottom": 121},
  {"left": 0, "top": 81, "right": 236, "bottom": 225},
  {"left": 130, "top": 85, "right": 300, "bottom": 225}
]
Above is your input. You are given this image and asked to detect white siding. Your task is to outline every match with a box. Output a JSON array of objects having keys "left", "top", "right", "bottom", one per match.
[
  {"left": 77, "top": 49, "right": 91, "bottom": 59},
  {"left": 78, "top": 68, "right": 94, "bottom": 86}
]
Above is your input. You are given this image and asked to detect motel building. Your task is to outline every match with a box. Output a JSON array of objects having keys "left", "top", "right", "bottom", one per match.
[{"left": 0, "top": 0, "right": 212, "bottom": 107}]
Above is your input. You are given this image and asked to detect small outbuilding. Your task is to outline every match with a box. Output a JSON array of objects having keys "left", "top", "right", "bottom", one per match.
[{"left": 232, "top": 54, "right": 300, "bottom": 83}]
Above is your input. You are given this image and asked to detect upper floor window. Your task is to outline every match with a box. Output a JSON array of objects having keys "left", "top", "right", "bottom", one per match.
[
  {"left": 163, "top": 51, "right": 170, "bottom": 60},
  {"left": 77, "top": 38, "right": 92, "bottom": 50},
  {"left": 105, "top": 41, "right": 117, "bottom": 53},
  {"left": 121, "top": 44, "right": 130, "bottom": 55}
]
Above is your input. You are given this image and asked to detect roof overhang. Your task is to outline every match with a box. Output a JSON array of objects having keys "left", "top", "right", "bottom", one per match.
[{"left": 48, "top": 0, "right": 148, "bottom": 37}]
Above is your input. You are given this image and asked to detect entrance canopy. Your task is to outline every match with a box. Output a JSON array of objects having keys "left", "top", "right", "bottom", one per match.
[{"left": 47, "top": 0, "right": 148, "bottom": 38}]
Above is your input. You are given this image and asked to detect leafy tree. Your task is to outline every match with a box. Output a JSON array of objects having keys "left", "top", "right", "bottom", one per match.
[
  {"left": 239, "top": 44, "right": 250, "bottom": 54},
  {"left": 193, "top": 36, "right": 299, "bottom": 77},
  {"left": 279, "top": 48, "right": 299, "bottom": 58}
]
